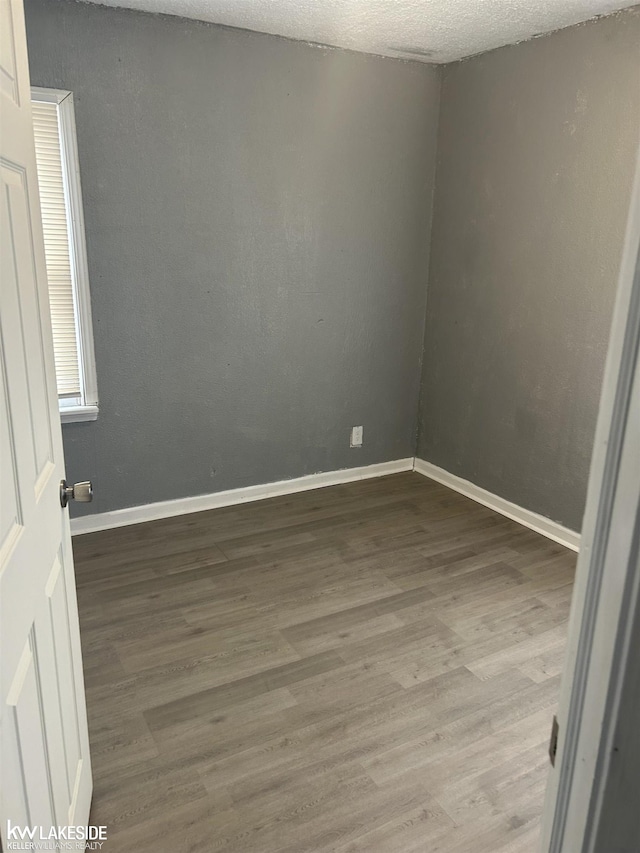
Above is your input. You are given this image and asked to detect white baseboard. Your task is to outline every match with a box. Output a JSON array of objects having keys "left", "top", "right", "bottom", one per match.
[
  {"left": 70, "top": 455, "right": 581, "bottom": 551},
  {"left": 413, "top": 458, "right": 580, "bottom": 552},
  {"left": 70, "top": 458, "right": 415, "bottom": 536}
]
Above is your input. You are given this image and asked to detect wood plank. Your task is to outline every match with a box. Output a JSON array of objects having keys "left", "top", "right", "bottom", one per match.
[{"left": 75, "top": 471, "right": 576, "bottom": 850}]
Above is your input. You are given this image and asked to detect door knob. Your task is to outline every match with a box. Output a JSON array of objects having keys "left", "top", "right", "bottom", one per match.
[{"left": 60, "top": 479, "right": 93, "bottom": 508}]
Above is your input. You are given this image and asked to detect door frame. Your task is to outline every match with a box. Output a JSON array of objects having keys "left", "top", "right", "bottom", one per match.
[{"left": 540, "top": 150, "right": 640, "bottom": 850}]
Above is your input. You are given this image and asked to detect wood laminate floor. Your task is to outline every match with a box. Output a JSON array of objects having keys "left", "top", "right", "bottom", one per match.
[{"left": 73, "top": 472, "right": 576, "bottom": 852}]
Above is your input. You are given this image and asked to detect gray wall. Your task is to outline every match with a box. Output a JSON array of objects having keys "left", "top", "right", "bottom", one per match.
[
  {"left": 417, "top": 9, "right": 640, "bottom": 531},
  {"left": 24, "top": 0, "right": 441, "bottom": 516},
  {"left": 25, "top": 0, "right": 640, "bottom": 528}
]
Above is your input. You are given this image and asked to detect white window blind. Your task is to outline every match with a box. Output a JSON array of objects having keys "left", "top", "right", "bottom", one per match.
[{"left": 32, "top": 98, "right": 81, "bottom": 398}]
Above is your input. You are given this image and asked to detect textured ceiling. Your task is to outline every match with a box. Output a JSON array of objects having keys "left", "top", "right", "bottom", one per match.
[{"left": 86, "top": 0, "right": 638, "bottom": 62}]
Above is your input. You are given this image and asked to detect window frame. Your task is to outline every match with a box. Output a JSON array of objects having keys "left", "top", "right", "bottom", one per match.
[{"left": 31, "top": 86, "right": 98, "bottom": 423}]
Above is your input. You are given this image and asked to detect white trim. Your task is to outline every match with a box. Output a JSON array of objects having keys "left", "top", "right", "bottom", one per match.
[
  {"left": 413, "top": 457, "right": 580, "bottom": 552},
  {"left": 541, "top": 140, "right": 640, "bottom": 853},
  {"left": 70, "top": 455, "right": 583, "bottom": 547},
  {"left": 70, "top": 458, "right": 414, "bottom": 535},
  {"left": 60, "top": 404, "right": 98, "bottom": 423},
  {"left": 31, "top": 86, "right": 98, "bottom": 423},
  {"left": 29, "top": 86, "right": 70, "bottom": 103},
  {"left": 57, "top": 90, "right": 98, "bottom": 412}
]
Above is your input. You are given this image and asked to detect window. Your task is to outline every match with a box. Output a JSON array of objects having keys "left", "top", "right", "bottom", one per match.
[{"left": 31, "top": 87, "right": 98, "bottom": 423}]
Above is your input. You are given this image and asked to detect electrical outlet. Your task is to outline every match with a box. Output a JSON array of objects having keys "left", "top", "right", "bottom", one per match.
[{"left": 350, "top": 425, "right": 363, "bottom": 447}]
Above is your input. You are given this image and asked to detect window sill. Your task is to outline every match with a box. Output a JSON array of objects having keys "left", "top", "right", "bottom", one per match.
[{"left": 60, "top": 404, "right": 99, "bottom": 424}]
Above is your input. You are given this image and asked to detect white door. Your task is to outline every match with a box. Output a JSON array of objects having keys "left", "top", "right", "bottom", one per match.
[{"left": 0, "top": 0, "right": 92, "bottom": 845}]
